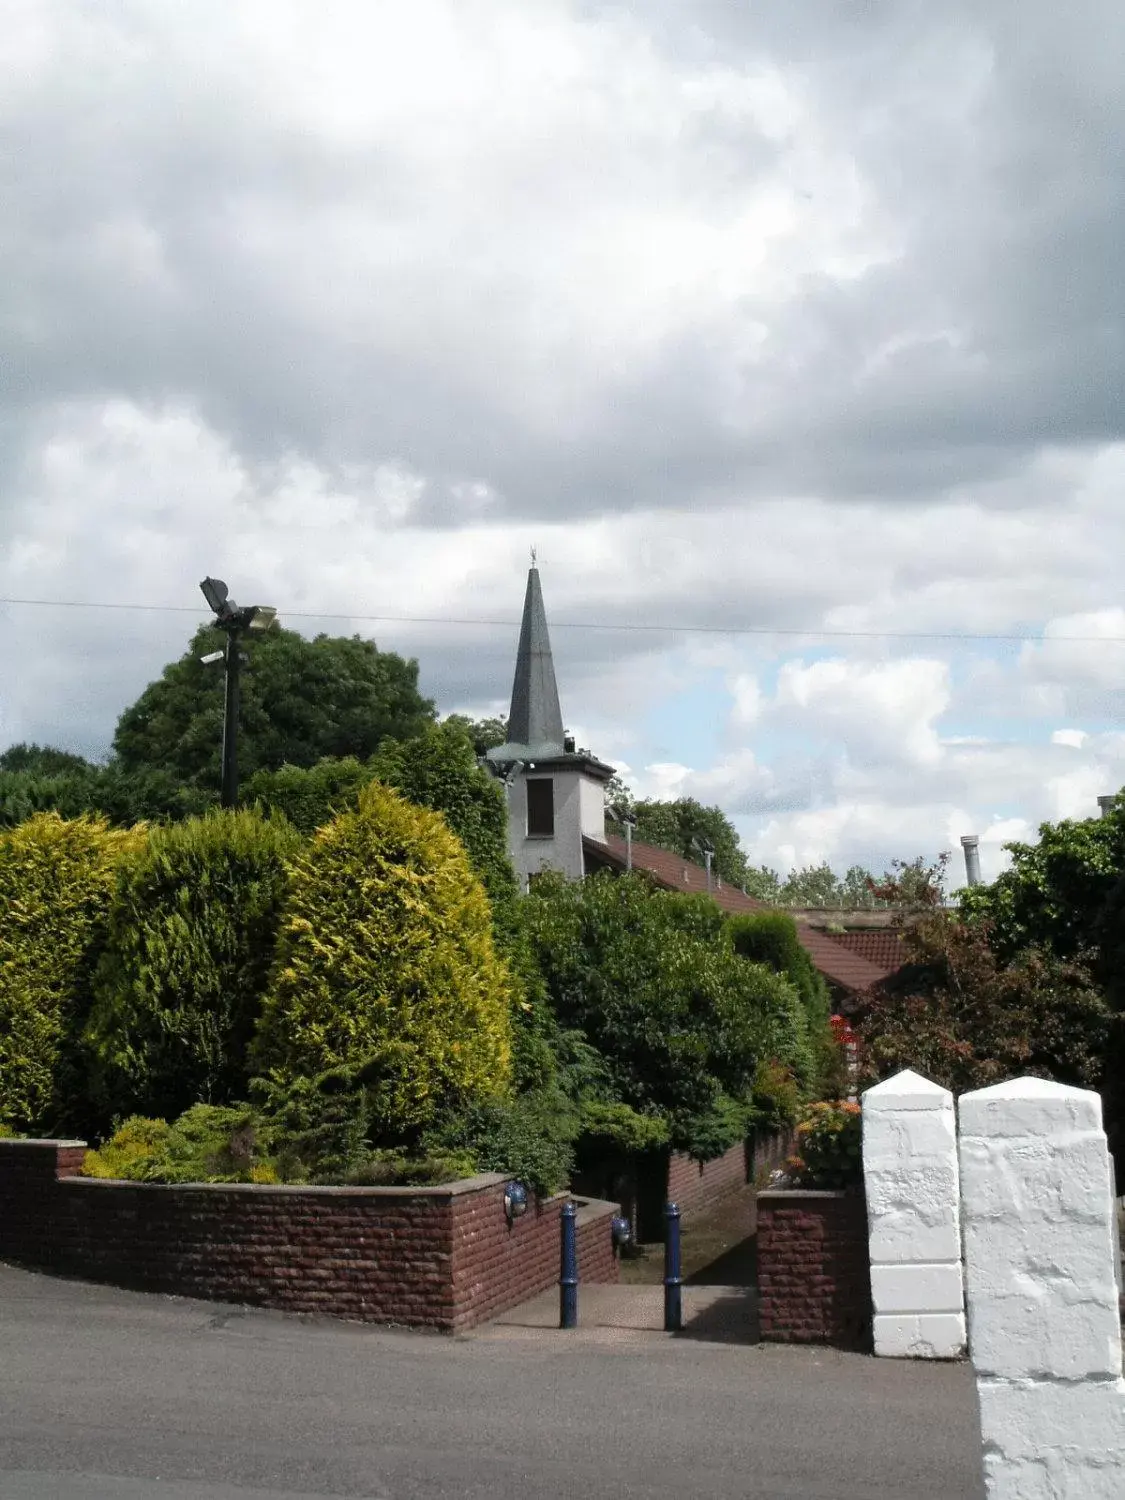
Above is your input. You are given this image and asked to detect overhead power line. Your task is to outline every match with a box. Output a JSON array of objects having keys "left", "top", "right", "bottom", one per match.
[{"left": 0, "top": 594, "right": 1119, "bottom": 645}]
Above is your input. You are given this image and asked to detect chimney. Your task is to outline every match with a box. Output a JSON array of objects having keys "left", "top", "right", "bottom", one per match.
[
  {"left": 960, "top": 835, "right": 982, "bottom": 887},
  {"left": 1098, "top": 795, "right": 1117, "bottom": 818}
]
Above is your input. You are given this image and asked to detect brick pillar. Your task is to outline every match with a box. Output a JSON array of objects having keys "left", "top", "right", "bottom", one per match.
[
  {"left": 959, "top": 1077, "right": 1125, "bottom": 1497},
  {"left": 862, "top": 1069, "right": 965, "bottom": 1358}
]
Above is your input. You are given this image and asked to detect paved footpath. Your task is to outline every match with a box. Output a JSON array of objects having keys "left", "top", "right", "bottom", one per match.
[{"left": 0, "top": 1263, "right": 984, "bottom": 1500}]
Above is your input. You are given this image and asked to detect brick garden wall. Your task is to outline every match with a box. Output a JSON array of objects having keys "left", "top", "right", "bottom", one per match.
[
  {"left": 666, "top": 1138, "right": 749, "bottom": 1214},
  {"left": 756, "top": 1189, "right": 872, "bottom": 1350},
  {"left": 0, "top": 1141, "right": 618, "bottom": 1333}
]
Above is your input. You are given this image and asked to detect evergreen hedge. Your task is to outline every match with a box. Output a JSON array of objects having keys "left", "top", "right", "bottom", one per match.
[
  {"left": 0, "top": 813, "right": 143, "bottom": 1134},
  {"left": 83, "top": 809, "right": 301, "bottom": 1124},
  {"left": 251, "top": 780, "right": 513, "bottom": 1141}
]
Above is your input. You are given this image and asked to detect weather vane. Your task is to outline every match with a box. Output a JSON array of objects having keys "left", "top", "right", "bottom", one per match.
[{"left": 530, "top": 545, "right": 537, "bottom": 567}]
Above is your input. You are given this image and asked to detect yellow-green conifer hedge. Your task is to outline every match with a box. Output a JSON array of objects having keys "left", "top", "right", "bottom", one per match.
[
  {"left": 0, "top": 812, "right": 143, "bottom": 1133},
  {"left": 251, "top": 781, "right": 512, "bottom": 1138}
]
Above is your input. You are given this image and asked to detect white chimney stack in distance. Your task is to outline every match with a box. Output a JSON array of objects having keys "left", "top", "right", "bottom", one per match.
[{"left": 960, "top": 835, "right": 982, "bottom": 887}]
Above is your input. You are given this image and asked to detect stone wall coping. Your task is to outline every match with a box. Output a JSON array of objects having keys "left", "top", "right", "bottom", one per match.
[
  {"left": 0, "top": 1139, "right": 87, "bottom": 1148},
  {"left": 54, "top": 1169, "right": 511, "bottom": 1199},
  {"left": 757, "top": 1188, "right": 862, "bottom": 1202}
]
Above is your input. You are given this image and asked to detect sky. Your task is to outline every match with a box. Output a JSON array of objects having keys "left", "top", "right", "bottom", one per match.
[{"left": 2, "top": 0, "right": 1123, "bottom": 888}]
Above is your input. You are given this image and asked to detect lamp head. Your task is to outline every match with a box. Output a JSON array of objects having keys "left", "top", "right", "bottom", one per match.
[
  {"left": 199, "top": 577, "right": 230, "bottom": 615},
  {"left": 503, "top": 1181, "right": 530, "bottom": 1222}
]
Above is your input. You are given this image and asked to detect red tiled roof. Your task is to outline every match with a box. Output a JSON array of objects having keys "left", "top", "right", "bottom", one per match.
[
  {"left": 819, "top": 928, "right": 910, "bottom": 972},
  {"left": 583, "top": 836, "right": 896, "bottom": 995}
]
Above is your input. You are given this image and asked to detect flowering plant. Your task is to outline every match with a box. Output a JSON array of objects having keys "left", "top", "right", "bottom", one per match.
[{"left": 774, "top": 1099, "right": 863, "bottom": 1191}]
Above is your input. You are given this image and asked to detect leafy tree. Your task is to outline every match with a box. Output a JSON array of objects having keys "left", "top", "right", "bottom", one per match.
[
  {"left": 245, "top": 756, "right": 375, "bottom": 836},
  {"left": 851, "top": 914, "right": 1113, "bottom": 1097},
  {"left": 726, "top": 911, "right": 837, "bottom": 1097},
  {"left": 251, "top": 780, "right": 513, "bottom": 1143},
  {"left": 83, "top": 809, "right": 301, "bottom": 1125},
  {"left": 0, "top": 763, "right": 216, "bottom": 831},
  {"left": 629, "top": 797, "right": 751, "bottom": 889},
  {"left": 442, "top": 713, "right": 508, "bottom": 758},
  {"left": 959, "top": 803, "right": 1125, "bottom": 964},
  {"left": 867, "top": 853, "right": 950, "bottom": 913},
  {"left": 113, "top": 625, "right": 435, "bottom": 790},
  {"left": 0, "top": 813, "right": 143, "bottom": 1134},
  {"left": 0, "top": 743, "right": 94, "bottom": 775},
  {"left": 370, "top": 720, "right": 518, "bottom": 918},
  {"left": 519, "top": 871, "right": 811, "bottom": 1160}
]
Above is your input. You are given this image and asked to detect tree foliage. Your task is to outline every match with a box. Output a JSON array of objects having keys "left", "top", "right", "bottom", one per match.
[
  {"left": 627, "top": 797, "right": 753, "bottom": 890},
  {"left": 83, "top": 809, "right": 301, "bottom": 1125},
  {"left": 370, "top": 720, "right": 518, "bottom": 918},
  {"left": 959, "top": 804, "right": 1125, "bottom": 964},
  {"left": 519, "top": 871, "right": 811, "bottom": 1159},
  {"left": 251, "top": 781, "right": 513, "bottom": 1142},
  {"left": 113, "top": 625, "right": 435, "bottom": 790},
  {"left": 0, "top": 813, "right": 143, "bottom": 1134},
  {"left": 245, "top": 756, "right": 374, "bottom": 836},
  {"left": 0, "top": 755, "right": 215, "bottom": 830},
  {"left": 851, "top": 913, "right": 1113, "bottom": 1096}
]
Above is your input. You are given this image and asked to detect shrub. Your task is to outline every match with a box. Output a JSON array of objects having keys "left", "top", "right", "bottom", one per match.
[
  {"left": 245, "top": 757, "right": 374, "bottom": 836},
  {"left": 83, "top": 809, "right": 301, "bottom": 1124},
  {"left": 0, "top": 813, "right": 143, "bottom": 1134},
  {"left": 251, "top": 780, "right": 513, "bottom": 1141},
  {"left": 81, "top": 1105, "right": 277, "bottom": 1184},
  {"left": 423, "top": 1092, "right": 577, "bottom": 1195},
  {"left": 751, "top": 1059, "right": 804, "bottom": 1131},
  {"left": 520, "top": 872, "right": 811, "bottom": 1160},
  {"left": 727, "top": 911, "right": 836, "bottom": 1095},
  {"left": 370, "top": 720, "right": 519, "bottom": 919},
  {"left": 851, "top": 914, "right": 1112, "bottom": 1096},
  {"left": 785, "top": 1100, "right": 863, "bottom": 1190}
]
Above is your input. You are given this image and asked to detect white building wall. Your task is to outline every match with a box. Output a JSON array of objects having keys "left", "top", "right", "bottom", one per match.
[
  {"left": 579, "top": 776, "right": 606, "bottom": 842},
  {"left": 958, "top": 1077, "right": 1125, "bottom": 1497},
  {"left": 862, "top": 1070, "right": 966, "bottom": 1358},
  {"left": 506, "top": 769, "right": 585, "bottom": 887}
]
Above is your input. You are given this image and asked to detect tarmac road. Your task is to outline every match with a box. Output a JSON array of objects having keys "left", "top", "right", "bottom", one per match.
[{"left": 0, "top": 1263, "right": 984, "bottom": 1500}]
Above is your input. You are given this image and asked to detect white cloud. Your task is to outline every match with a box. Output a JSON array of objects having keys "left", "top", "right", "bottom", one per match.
[{"left": 1, "top": 0, "right": 1123, "bottom": 895}]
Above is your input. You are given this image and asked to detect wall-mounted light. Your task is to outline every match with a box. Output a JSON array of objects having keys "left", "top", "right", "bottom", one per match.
[{"left": 504, "top": 1181, "right": 530, "bottom": 1223}]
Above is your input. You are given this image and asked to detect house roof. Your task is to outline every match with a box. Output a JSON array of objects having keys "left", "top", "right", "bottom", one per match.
[
  {"left": 820, "top": 928, "right": 910, "bottom": 972},
  {"left": 582, "top": 834, "right": 895, "bottom": 996}
]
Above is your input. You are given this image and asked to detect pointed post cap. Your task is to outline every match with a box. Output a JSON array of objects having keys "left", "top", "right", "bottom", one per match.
[
  {"left": 862, "top": 1069, "right": 954, "bottom": 1111},
  {"left": 958, "top": 1075, "right": 1104, "bottom": 1135}
]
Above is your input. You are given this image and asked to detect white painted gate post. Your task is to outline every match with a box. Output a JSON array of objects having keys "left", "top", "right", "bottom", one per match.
[
  {"left": 958, "top": 1077, "right": 1125, "bottom": 1497},
  {"left": 862, "top": 1069, "right": 966, "bottom": 1358}
]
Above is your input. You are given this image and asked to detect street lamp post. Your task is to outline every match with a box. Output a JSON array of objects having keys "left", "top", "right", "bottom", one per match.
[{"left": 199, "top": 577, "right": 278, "bottom": 809}]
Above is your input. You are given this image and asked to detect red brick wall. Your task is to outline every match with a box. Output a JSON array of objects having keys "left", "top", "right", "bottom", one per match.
[
  {"left": 756, "top": 1189, "right": 872, "bottom": 1350},
  {"left": 0, "top": 1141, "right": 618, "bottom": 1332},
  {"left": 666, "top": 1139, "right": 748, "bottom": 1214}
]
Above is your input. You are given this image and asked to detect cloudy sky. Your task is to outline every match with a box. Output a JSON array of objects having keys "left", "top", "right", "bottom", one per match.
[{"left": 2, "top": 0, "right": 1123, "bottom": 886}]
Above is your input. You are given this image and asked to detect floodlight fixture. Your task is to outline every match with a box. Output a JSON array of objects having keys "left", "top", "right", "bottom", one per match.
[
  {"left": 199, "top": 650, "right": 225, "bottom": 666},
  {"left": 199, "top": 577, "right": 230, "bottom": 616},
  {"left": 197, "top": 574, "right": 279, "bottom": 809}
]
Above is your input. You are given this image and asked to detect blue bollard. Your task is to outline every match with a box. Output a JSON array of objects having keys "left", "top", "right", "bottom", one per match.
[
  {"left": 664, "top": 1201, "right": 682, "bottom": 1333},
  {"left": 559, "top": 1200, "right": 578, "bottom": 1329}
]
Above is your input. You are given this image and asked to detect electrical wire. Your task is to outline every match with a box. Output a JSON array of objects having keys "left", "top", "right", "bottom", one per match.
[{"left": 0, "top": 594, "right": 1118, "bottom": 644}]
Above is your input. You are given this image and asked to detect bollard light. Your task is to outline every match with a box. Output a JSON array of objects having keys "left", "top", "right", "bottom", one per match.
[{"left": 610, "top": 1215, "right": 632, "bottom": 1252}]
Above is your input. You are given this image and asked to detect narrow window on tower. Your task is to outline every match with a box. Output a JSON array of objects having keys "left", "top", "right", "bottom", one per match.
[{"left": 526, "top": 778, "right": 555, "bottom": 837}]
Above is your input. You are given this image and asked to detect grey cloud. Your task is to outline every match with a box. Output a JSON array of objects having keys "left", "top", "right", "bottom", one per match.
[{"left": 3, "top": 1, "right": 1120, "bottom": 540}]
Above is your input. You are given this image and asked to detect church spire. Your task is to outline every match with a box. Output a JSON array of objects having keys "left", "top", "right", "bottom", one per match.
[{"left": 506, "top": 564, "right": 565, "bottom": 754}]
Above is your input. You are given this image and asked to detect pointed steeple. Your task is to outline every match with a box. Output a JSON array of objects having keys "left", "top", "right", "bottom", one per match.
[{"left": 506, "top": 566, "right": 565, "bottom": 754}]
